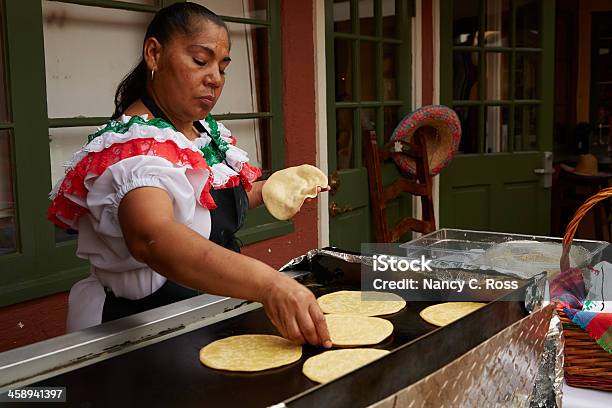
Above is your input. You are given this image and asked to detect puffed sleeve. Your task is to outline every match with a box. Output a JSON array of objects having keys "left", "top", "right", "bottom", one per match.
[{"left": 85, "top": 155, "right": 210, "bottom": 238}]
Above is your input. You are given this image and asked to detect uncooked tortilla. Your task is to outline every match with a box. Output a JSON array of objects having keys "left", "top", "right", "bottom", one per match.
[
  {"left": 199, "top": 335, "right": 302, "bottom": 372},
  {"left": 326, "top": 314, "right": 394, "bottom": 346},
  {"left": 318, "top": 291, "right": 406, "bottom": 316},
  {"left": 262, "top": 164, "right": 328, "bottom": 220},
  {"left": 419, "top": 302, "right": 486, "bottom": 327},
  {"left": 302, "top": 348, "right": 390, "bottom": 383}
]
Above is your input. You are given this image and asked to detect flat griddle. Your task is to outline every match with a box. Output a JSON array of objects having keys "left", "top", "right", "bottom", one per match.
[{"left": 31, "top": 249, "right": 531, "bottom": 408}]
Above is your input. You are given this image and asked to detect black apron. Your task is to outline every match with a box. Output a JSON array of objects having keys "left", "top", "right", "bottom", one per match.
[{"left": 101, "top": 94, "right": 249, "bottom": 323}]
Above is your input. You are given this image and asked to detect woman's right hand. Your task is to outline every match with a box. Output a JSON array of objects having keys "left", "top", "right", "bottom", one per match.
[{"left": 259, "top": 274, "right": 332, "bottom": 348}]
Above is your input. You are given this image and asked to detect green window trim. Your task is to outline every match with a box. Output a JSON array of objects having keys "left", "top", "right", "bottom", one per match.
[
  {"left": 439, "top": 0, "right": 555, "bottom": 154},
  {"left": 325, "top": 0, "right": 413, "bottom": 171},
  {"left": 0, "top": 0, "right": 288, "bottom": 307}
]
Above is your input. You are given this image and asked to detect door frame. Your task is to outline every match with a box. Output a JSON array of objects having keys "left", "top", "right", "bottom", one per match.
[{"left": 314, "top": 0, "right": 330, "bottom": 248}]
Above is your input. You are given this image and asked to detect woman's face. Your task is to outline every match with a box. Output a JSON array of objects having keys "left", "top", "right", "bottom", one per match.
[{"left": 148, "top": 20, "right": 230, "bottom": 121}]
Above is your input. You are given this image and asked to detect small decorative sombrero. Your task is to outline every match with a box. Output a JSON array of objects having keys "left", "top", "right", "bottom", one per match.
[{"left": 390, "top": 105, "right": 461, "bottom": 176}]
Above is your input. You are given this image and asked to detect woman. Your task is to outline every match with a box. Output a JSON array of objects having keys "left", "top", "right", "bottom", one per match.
[{"left": 48, "top": 2, "right": 331, "bottom": 348}]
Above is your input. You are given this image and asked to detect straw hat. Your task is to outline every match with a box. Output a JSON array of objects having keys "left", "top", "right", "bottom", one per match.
[
  {"left": 574, "top": 154, "right": 598, "bottom": 176},
  {"left": 560, "top": 154, "right": 612, "bottom": 178},
  {"left": 390, "top": 105, "right": 462, "bottom": 176}
]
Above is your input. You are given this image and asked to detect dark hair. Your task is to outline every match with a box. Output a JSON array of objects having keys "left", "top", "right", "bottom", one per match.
[{"left": 111, "top": 2, "right": 228, "bottom": 119}]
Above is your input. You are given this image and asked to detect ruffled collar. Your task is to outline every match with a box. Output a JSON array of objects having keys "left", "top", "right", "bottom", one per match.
[
  {"left": 48, "top": 113, "right": 262, "bottom": 229},
  {"left": 78, "top": 113, "right": 261, "bottom": 191}
]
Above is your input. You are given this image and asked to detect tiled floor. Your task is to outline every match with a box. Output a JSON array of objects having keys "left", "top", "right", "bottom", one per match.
[{"left": 0, "top": 292, "right": 68, "bottom": 353}]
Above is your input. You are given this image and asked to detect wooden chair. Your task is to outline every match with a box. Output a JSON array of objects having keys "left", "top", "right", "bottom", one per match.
[{"left": 363, "top": 129, "right": 436, "bottom": 243}]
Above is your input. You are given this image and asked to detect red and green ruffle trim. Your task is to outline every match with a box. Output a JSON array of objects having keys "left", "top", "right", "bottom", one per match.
[{"left": 48, "top": 138, "right": 216, "bottom": 229}]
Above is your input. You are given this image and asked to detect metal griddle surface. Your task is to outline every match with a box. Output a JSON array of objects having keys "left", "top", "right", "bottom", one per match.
[{"left": 34, "top": 299, "right": 446, "bottom": 408}]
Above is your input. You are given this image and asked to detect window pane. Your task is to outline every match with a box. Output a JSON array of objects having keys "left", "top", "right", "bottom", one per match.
[
  {"left": 382, "top": 0, "right": 397, "bottom": 38},
  {"left": 361, "top": 108, "right": 376, "bottom": 132},
  {"left": 0, "top": 0, "right": 9, "bottom": 123},
  {"left": 333, "top": 0, "right": 352, "bottom": 33},
  {"left": 596, "top": 17, "right": 612, "bottom": 83},
  {"left": 42, "top": 1, "right": 152, "bottom": 118},
  {"left": 454, "top": 106, "right": 479, "bottom": 153},
  {"left": 514, "top": 105, "right": 538, "bottom": 151},
  {"left": 359, "top": 0, "right": 375, "bottom": 36},
  {"left": 360, "top": 41, "right": 377, "bottom": 101},
  {"left": 485, "top": 106, "right": 509, "bottom": 153},
  {"left": 49, "top": 126, "right": 94, "bottom": 188},
  {"left": 485, "top": 52, "right": 509, "bottom": 100},
  {"left": 453, "top": 0, "right": 479, "bottom": 46},
  {"left": 383, "top": 44, "right": 399, "bottom": 100},
  {"left": 211, "top": 24, "right": 270, "bottom": 115},
  {"left": 515, "top": 0, "right": 541, "bottom": 48},
  {"left": 453, "top": 51, "right": 480, "bottom": 101},
  {"left": 361, "top": 108, "right": 377, "bottom": 160},
  {"left": 384, "top": 106, "right": 400, "bottom": 143},
  {"left": 335, "top": 39, "right": 353, "bottom": 102},
  {"left": 194, "top": 0, "right": 267, "bottom": 20},
  {"left": 592, "top": 13, "right": 612, "bottom": 145},
  {"left": 0, "top": 130, "right": 17, "bottom": 254},
  {"left": 516, "top": 52, "right": 540, "bottom": 100},
  {"left": 598, "top": 42, "right": 612, "bottom": 83},
  {"left": 336, "top": 109, "right": 354, "bottom": 169},
  {"left": 484, "top": 0, "right": 510, "bottom": 47},
  {"left": 595, "top": 98, "right": 611, "bottom": 147},
  {"left": 220, "top": 118, "right": 270, "bottom": 171},
  {"left": 49, "top": 126, "right": 94, "bottom": 243}
]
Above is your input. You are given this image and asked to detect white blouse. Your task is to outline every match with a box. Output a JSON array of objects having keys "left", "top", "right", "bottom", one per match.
[
  {"left": 48, "top": 115, "right": 258, "bottom": 332},
  {"left": 67, "top": 155, "right": 213, "bottom": 332}
]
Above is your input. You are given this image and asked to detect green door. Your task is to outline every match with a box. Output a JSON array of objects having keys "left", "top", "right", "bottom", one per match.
[
  {"left": 325, "top": 0, "right": 413, "bottom": 250},
  {"left": 439, "top": 0, "right": 555, "bottom": 235}
]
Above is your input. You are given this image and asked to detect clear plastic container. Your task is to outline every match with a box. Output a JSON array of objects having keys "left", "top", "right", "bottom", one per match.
[{"left": 400, "top": 228, "right": 609, "bottom": 279}]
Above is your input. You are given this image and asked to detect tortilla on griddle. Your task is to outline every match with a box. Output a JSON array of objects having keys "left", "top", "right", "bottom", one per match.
[
  {"left": 326, "top": 314, "right": 393, "bottom": 346},
  {"left": 302, "top": 348, "right": 390, "bottom": 383},
  {"left": 318, "top": 290, "right": 406, "bottom": 316},
  {"left": 199, "top": 334, "right": 302, "bottom": 372},
  {"left": 419, "top": 302, "right": 485, "bottom": 327}
]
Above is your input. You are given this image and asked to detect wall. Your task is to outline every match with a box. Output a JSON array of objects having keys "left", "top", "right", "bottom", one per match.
[
  {"left": 0, "top": 0, "right": 319, "bottom": 353},
  {"left": 421, "top": 0, "right": 434, "bottom": 105},
  {"left": 576, "top": 0, "right": 612, "bottom": 122},
  {"left": 413, "top": 0, "right": 440, "bottom": 229},
  {"left": 242, "top": 0, "right": 319, "bottom": 267}
]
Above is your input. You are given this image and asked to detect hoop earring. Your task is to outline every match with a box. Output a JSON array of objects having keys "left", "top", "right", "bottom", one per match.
[{"left": 150, "top": 70, "right": 155, "bottom": 81}]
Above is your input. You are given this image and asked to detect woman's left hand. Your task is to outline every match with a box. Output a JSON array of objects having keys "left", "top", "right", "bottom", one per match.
[{"left": 246, "top": 180, "right": 266, "bottom": 209}]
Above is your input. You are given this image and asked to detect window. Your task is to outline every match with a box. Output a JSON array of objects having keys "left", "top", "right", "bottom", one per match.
[
  {"left": 448, "top": 0, "right": 544, "bottom": 154},
  {"left": 590, "top": 11, "right": 612, "bottom": 146},
  {"left": 328, "top": 0, "right": 412, "bottom": 171},
  {"left": 0, "top": 0, "right": 17, "bottom": 256},
  {"left": 0, "top": 0, "right": 285, "bottom": 307},
  {"left": 194, "top": 0, "right": 274, "bottom": 172},
  {"left": 43, "top": 1, "right": 154, "bottom": 243}
]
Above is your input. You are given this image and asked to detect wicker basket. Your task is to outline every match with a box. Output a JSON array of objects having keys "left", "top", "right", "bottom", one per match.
[{"left": 558, "top": 186, "right": 612, "bottom": 391}]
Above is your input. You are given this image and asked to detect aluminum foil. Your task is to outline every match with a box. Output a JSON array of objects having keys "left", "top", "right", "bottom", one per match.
[
  {"left": 279, "top": 248, "right": 372, "bottom": 271},
  {"left": 529, "top": 312, "right": 564, "bottom": 408}
]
